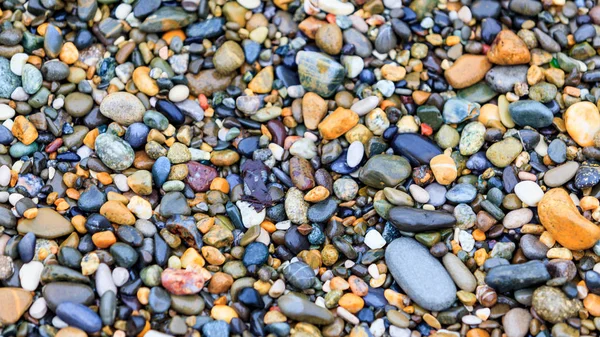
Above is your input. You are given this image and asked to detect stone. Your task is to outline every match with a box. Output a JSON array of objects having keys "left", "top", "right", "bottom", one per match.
[
  {"left": 318, "top": 107, "right": 359, "bottom": 140},
  {"left": 297, "top": 51, "right": 345, "bottom": 97},
  {"left": 0, "top": 288, "right": 33, "bottom": 324},
  {"left": 302, "top": 92, "right": 328, "bottom": 130},
  {"left": 359, "top": 154, "right": 411, "bottom": 188},
  {"left": 485, "top": 261, "right": 550, "bottom": 292},
  {"left": 486, "top": 137, "right": 523, "bottom": 168},
  {"left": 99, "top": 92, "right": 145, "bottom": 126},
  {"left": 385, "top": 237, "right": 457, "bottom": 311},
  {"left": 56, "top": 302, "right": 103, "bottom": 333},
  {"left": 532, "top": 286, "right": 582, "bottom": 323},
  {"left": 0, "top": 57, "right": 21, "bottom": 98},
  {"left": 95, "top": 133, "right": 135, "bottom": 171},
  {"left": 278, "top": 294, "right": 335, "bottom": 325},
  {"left": 485, "top": 65, "right": 528, "bottom": 93},
  {"left": 538, "top": 188, "right": 600, "bottom": 250},
  {"left": 389, "top": 207, "right": 456, "bottom": 232},
  {"left": 564, "top": 101, "right": 600, "bottom": 147},
  {"left": 503, "top": 308, "right": 531, "bottom": 337},
  {"left": 444, "top": 55, "right": 492, "bottom": 89},
  {"left": 508, "top": 100, "right": 553, "bottom": 128},
  {"left": 487, "top": 30, "right": 531, "bottom": 65},
  {"left": 17, "top": 208, "right": 74, "bottom": 239}
]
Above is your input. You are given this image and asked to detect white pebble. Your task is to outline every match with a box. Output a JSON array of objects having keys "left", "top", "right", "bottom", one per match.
[
  {"left": 112, "top": 267, "right": 130, "bottom": 287},
  {"left": 10, "top": 53, "right": 29, "bottom": 76},
  {"left": 409, "top": 184, "right": 430, "bottom": 204},
  {"left": 11, "top": 87, "right": 29, "bottom": 101},
  {"left": 0, "top": 165, "right": 11, "bottom": 186},
  {"left": 390, "top": 326, "right": 411, "bottom": 337},
  {"left": 52, "top": 316, "right": 68, "bottom": 329},
  {"left": 462, "top": 314, "right": 483, "bottom": 325},
  {"left": 458, "top": 6, "right": 472, "bottom": 23},
  {"left": 370, "top": 318, "right": 386, "bottom": 337},
  {"left": 351, "top": 96, "right": 379, "bottom": 116},
  {"left": 364, "top": 230, "right": 386, "bottom": 249},
  {"left": 145, "top": 331, "right": 176, "bottom": 337},
  {"left": 115, "top": 3, "right": 132, "bottom": 20},
  {"left": 0, "top": 191, "right": 9, "bottom": 203},
  {"left": 9, "top": 193, "right": 24, "bottom": 206},
  {"left": 29, "top": 298, "right": 47, "bottom": 319},
  {"left": 77, "top": 145, "right": 93, "bottom": 160},
  {"left": 268, "top": 143, "right": 284, "bottom": 161},
  {"left": 459, "top": 230, "right": 475, "bottom": 252},
  {"left": 255, "top": 227, "right": 271, "bottom": 246},
  {"left": 514, "top": 181, "right": 544, "bottom": 206},
  {"left": 0, "top": 104, "right": 15, "bottom": 121},
  {"left": 346, "top": 141, "right": 364, "bottom": 168},
  {"left": 114, "top": 174, "right": 129, "bottom": 192},
  {"left": 237, "top": 200, "right": 266, "bottom": 228},
  {"left": 168, "top": 85, "right": 190, "bottom": 103},
  {"left": 236, "top": 0, "right": 261, "bottom": 9},
  {"left": 368, "top": 264, "right": 380, "bottom": 278},
  {"left": 19, "top": 261, "right": 44, "bottom": 291},
  {"left": 96, "top": 263, "right": 117, "bottom": 297},
  {"left": 337, "top": 307, "right": 359, "bottom": 325}
]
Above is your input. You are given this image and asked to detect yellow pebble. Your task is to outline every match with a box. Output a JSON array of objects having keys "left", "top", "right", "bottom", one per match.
[{"left": 211, "top": 305, "right": 238, "bottom": 323}]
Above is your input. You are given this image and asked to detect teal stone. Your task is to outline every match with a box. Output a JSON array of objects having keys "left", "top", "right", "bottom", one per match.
[
  {"left": 0, "top": 57, "right": 21, "bottom": 99},
  {"left": 9, "top": 142, "right": 39, "bottom": 158},
  {"left": 109, "top": 242, "right": 139, "bottom": 268},
  {"left": 442, "top": 98, "right": 480, "bottom": 124},
  {"left": 140, "top": 265, "right": 163, "bottom": 287},
  {"left": 508, "top": 100, "right": 553, "bottom": 128},
  {"left": 459, "top": 122, "right": 486, "bottom": 156},
  {"left": 417, "top": 105, "right": 443, "bottom": 130},
  {"left": 297, "top": 51, "right": 345, "bottom": 98},
  {"left": 95, "top": 133, "right": 135, "bottom": 171},
  {"left": 457, "top": 82, "right": 497, "bottom": 104},
  {"left": 144, "top": 110, "right": 170, "bottom": 130},
  {"left": 28, "top": 87, "right": 51, "bottom": 109},
  {"left": 21, "top": 64, "right": 43, "bottom": 95},
  {"left": 22, "top": 31, "right": 44, "bottom": 54},
  {"left": 44, "top": 24, "right": 63, "bottom": 59}
]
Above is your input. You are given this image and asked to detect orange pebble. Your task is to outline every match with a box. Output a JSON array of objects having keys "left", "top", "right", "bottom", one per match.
[
  {"left": 467, "top": 328, "right": 490, "bottom": 337},
  {"left": 66, "top": 188, "right": 80, "bottom": 200},
  {"left": 338, "top": 293, "right": 364, "bottom": 314},
  {"left": 71, "top": 215, "right": 87, "bottom": 234},
  {"left": 162, "top": 29, "right": 186, "bottom": 44},
  {"left": 580, "top": 196, "right": 600, "bottom": 211},
  {"left": 92, "top": 231, "right": 117, "bottom": 249},
  {"left": 330, "top": 277, "right": 350, "bottom": 291},
  {"left": 210, "top": 177, "right": 229, "bottom": 193},
  {"left": 23, "top": 208, "right": 38, "bottom": 220},
  {"left": 260, "top": 220, "right": 276, "bottom": 233},
  {"left": 585, "top": 293, "right": 600, "bottom": 316},
  {"left": 472, "top": 229, "right": 486, "bottom": 241},
  {"left": 97, "top": 172, "right": 113, "bottom": 185}
]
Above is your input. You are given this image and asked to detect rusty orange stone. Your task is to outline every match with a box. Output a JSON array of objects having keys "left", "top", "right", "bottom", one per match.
[
  {"left": 585, "top": 293, "right": 600, "bottom": 316},
  {"left": 338, "top": 293, "right": 365, "bottom": 314},
  {"left": 92, "top": 231, "right": 117, "bottom": 248},
  {"left": 538, "top": 188, "right": 600, "bottom": 250},
  {"left": 318, "top": 107, "right": 359, "bottom": 140}
]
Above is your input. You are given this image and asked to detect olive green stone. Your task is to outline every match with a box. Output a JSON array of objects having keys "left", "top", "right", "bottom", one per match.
[
  {"left": 415, "top": 232, "right": 441, "bottom": 247},
  {"left": 457, "top": 82, "right": 497, "bottom": 104},
  {"left": 171, "top": 295, "right": 205, "bottom": 315},
  {"left": 528, "top": 82, "right": 557, "bottom": 103},
  {"left": 486, "top": 137, "right": 523, "bottom": 168},
  {"left": 140, "top": 7, "right": 192, "bottom": 33},
  {"left": 359, "top": 154, "right": 411, "bottom": 188},
  {"left": 459, "top": 122, "right": 486, "bottom": 156},
  {"left": 240, "top": 225, "right": 261, "bottom": 246},
  {"left": 95, "top": 133, "right": 135, "bottom": 171},
  {"left": 435, "top": 124, "right": 460, "bottom": 149}
]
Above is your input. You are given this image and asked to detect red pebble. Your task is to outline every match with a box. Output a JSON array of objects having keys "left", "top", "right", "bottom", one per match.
[
  {"left": 45, "top": 138, "right": 63, "bottom": 153},
  {"left": 326, "top": 14, "right": 336, "bottom": 24},
  {"left": 421, "top": 123, "right": 433, "bottom": 136},
  {"left": 198, "top": 94, "right": 209, "bottom": 110},
  {"left": 161, "top": 268, "right": 205, "bottom": 295}
]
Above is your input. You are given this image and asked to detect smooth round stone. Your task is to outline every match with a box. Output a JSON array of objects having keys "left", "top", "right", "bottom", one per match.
[
  {"left": 520, "top": 234, "right": 549, "bottom": 260},
  {"left": 21, "top": 64, "right": 42, "bottom": 95},
  {"left": 347, "top": 141, "right": 364, "bottom": 168},
  {"left": 503, "top": 208, "right": 533, "bottom": 229},
  {"left": 242, "top": 242, "right": 268, "bottom": 266},
  {"left": 95, "top": 133, "right": 135, "bottom": 171},
  {"left": 385, "top": 238, "right": 457, "bottom": 311},
  {"left": 564, "top": 101, "right": 600, "bottom": 147},
  {"left": 391, "top": 133, "right": 442, "bottom": 166},
  {"left": 459, "top": 122, "right": 485, "bottom": 155},
  {"left": 532, "top": 286, "right": 582, "bottom": 324},
  {"left": 547, "top": 139, "right": 567, "bottom": 164},
  {"left": 544, "top": 161, "right": 579, "bottom": 187},
  {"left": 17, "top": 208, "right": 74, "bottom": 239},
  {"left": 358, "top": 154, "right": 411, "bottom": 188},
  {"left": 149, "top": 287, "right": 171, "bottom": 313},
  {"left": 42, "top": 282, "right": 95, "bottom": 311},
  {"left": 0, "top": 57, "right": 21, "bottom": 99},
  {"left": 10, "top": 53, "right": 28, "bottom": 76},
  {"left": 442, "top": 253, "right": 477, "bottom": 292},
  {"left": 503, "top": 308, "right": 532, "bottom": 337},
  {"left": 0, "top": 288, "right": 33, "bottom": 324},
  {"left": 425, "top": 183, "right": 447, "bottom": 207},
  {"left": 110, "top": 242, "right": 139, "bottom": 268},
  {"left": 486, "top": 137, "right": 523, "bottom": 168},
  {"left": 508, "top": 100, "right": 553, "bottom": 128},
  {"left": 17, "top": 232, "right": 35, "bottom": 263},
  {"left": 124, "top": 123, "right": 150, "bottom": 149},
  {"left": 307, "top": 198, "right": 337, "bottom": 223},
  {"left": 575, "top": 165, "right": 600, "bottom": 189},
  {"left": 514, "top": 181, "right": 544, "bottom": 206},
  {"left": 100, "top": 92, "right": 145, "bottom": 126},
  {"left": 56, "top": 302, "right": 102, "bottom": 333},
  {"left": 485, "top": 65, "right": 528, "bottom": 93},
  {"left": 64, "top": 93, "right": 93, "bottom": 117},
  {"left": 283, "top": 261, "right": 315, "bottom": 290},
  {"left": 41, "top": 60, "right": 70, "bottom": 81},
  {"left": 445, "top": 183, "right": 477, "bottom": 203},
  {"left": 296, "top": 51, "right": 345, "bottom": 97}
]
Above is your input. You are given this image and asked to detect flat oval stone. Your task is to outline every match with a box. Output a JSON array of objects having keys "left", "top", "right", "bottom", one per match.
[
  {"left": 56, "top": 302, "right": 102, "bottom": 333},
  {"left": 0, "top": 288, "right": 32, "bottom": 324},
  {"left": 277, "top": 294, "right": 335, "bottom": 325},
  {"left": 42, "top": 282, "right": 95, "bottom": 311},
  {"left": 442, "top": 253, "right": 477, "bottom": 292},
  {"left": 100, "top": 92, "right": 145, "bottom": 126},
  {"left": 17, "top": 208, "right": 74, "bottom": 239},
  {"left": 385, "top": 237, "right": 456, "bottom": 311},
  {"left": 388, "top": 207, "right": 456, "bottom": 232},
  {"left": 358, "top": 154, "right": 411, "bottom": 188},
  {"left": 485, "top": 260, "right": 551, "bottom": 293},
  {"left": 391, "top": 133, "right": 442, "bottom": 166},
  {"left": 508, "top": 100, "right": 553, "bottom": 128},
  {"left": 544, "top": 161, "right": 579, "bottom": 187}
]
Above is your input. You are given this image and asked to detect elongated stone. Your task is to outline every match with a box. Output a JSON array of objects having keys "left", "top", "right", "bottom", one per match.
[
  {"left": 485, "top": 260, "right": 550, "bottom": 292},
  {"left": 388, "top": 207, "right": 456, "bottom": 232},
  {"left": 278, "top": 294, "right": 335, "bottom": 325}
]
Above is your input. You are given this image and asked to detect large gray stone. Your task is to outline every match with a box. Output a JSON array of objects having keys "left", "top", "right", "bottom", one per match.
[{"left": 385, "top": 237, "right": 457, "bottom": 311}]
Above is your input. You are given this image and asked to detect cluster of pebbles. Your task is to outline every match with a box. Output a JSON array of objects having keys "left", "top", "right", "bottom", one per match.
[{"left": 6, "top": 0, "right": 600, "bottom": 337}]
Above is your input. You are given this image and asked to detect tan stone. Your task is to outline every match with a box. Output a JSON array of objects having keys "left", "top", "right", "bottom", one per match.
[
  {"left": 0, "top": 288, "right": 33, "bottom": 325},
  {"left": 100, "top": 200, "right": 136, "bottom": 225},
  {"left": 430, "top": 154, "right": 457, "bottom": 185},
  {"left": 12, "top": 115, "right": 38, "bottom": 145},
  {"left": 564, "top": 101, "right": 600, "bottom": 147},
  {"left": 487, "top": 30, "right": 531, "bottom": 65},
  {"left": 444, "top": 55, "right": 492, "bottom": 89},
  {"left": 248, "top": 66, "right": 274, "bottom": 94},
  {"left": 302, "top": 92, "right": 328, "bottom": 130}
]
